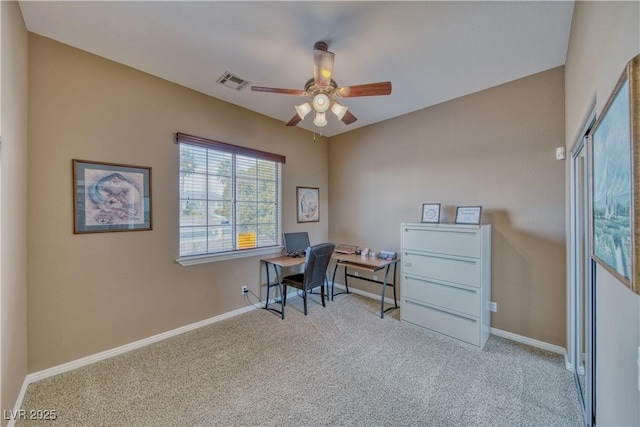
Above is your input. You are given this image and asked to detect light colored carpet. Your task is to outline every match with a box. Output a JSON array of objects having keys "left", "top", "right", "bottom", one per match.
[{"left": 18, "top": 293, "right": 583, "bottom": 426}]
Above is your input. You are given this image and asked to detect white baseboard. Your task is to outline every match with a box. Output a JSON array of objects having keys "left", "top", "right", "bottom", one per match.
[
  {"left": 11, "top": 286, "right": 319, "bottom": 416},
  {"left": 26, "top": 304, "right": 258, "bottom": 384},
  {"left": 489, "top": 327, "right": 566, "bottom": 355},
  {"left": 9, "top": 302, "right": 260, "bottom": 425},
  {"left": 7, "top": 379, "right": 31, "bottom": 427},
  {"left": 565, "top": 360, "right": 575, "bottom": 372},
  {"left": 13, "top": 284, "right": 385, "bottom": 388},
  {"left": 490, "top": 327, "right": 570, "bottom": 371}
]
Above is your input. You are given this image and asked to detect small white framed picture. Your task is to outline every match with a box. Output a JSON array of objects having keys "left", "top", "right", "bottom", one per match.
[
  {"left": 421, "top": 203, "right": 441, "bottom": 223},
  {"left": 455, "top": 206, "right": 482, "bottom": 225}
]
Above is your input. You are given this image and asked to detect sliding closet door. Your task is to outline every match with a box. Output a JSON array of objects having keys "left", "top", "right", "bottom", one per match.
[{"left": 571, "top": 132, "right": 594, "bottom": 426}]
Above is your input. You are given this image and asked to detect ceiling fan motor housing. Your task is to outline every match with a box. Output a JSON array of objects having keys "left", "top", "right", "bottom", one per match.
[
  {"left": 312, "top": 93, "right": 330, "bottom": 112},
  {"left": 304, "top": 78, "right": 338, "bottom": 94},
  {"left": 314, "top": 41, "right": 329, "bottom": 51}
]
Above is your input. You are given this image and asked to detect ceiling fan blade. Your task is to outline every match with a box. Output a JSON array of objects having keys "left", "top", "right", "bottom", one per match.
[
  {"left": 313, "top": 43, "right": 335, "bottom": 89},
  {"left": 336, "top": 82, "right": 392, "bottom": 98},
  {"left": 341, "top": 110, "right": 358, "bottom": 125},
  {"left": 251, "top": 86, "right": 307, "bottom": 96},
  {"left": 285, "top": 114, "right": 302, "bottom": 127}
]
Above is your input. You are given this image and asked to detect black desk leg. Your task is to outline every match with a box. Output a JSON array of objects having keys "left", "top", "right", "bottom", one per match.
[
  {"left": 331, "top": 263, "right": 339, "bottom": 301},
  {"left": 330, "top": 262, "right": 350, "bottom": 301},
  {"left": 344, "top": 265, "right": 349, "bottom": 294},
  {"left": 390, "top": 262, "right": 398, "bottom": 310},
  {"left": 380, "top": 263, "right": 399, "bottom": 318},
  {"left": 264, "top": 263, "right": 284, "bottom": 319},
  {"left": 265, "top": 262, "right": 271, "bottom": 309}
]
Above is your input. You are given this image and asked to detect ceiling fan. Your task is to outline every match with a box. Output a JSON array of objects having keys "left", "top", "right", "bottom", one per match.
[{"left": 251, "top": 41, "right": 392, "bottom": 128}]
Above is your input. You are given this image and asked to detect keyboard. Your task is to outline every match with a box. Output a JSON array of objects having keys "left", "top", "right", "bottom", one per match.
[{"left": 286, "top": 251, "right": 306, "bottom": 258}]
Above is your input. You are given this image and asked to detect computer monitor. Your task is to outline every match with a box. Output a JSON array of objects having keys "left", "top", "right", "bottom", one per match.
[{"left": 283, "top": 232, "right": 310, "bottom": 256}]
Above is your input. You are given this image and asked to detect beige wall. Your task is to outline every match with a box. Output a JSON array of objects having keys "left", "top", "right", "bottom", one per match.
[
  {"left": 329, "top": 67, "right": 567, "bottom": 346},
  {"left": 565, "top": 2, "right": 640, "bottom": 425},
  {"left": 27, "top": 35, "right": 329, "bottom": 372},
  {"left": 1, "top": 1, "right": 29, "bottom": 422},
  {"left": 21, "top": 10, "right": 639, "bottom": 425}
]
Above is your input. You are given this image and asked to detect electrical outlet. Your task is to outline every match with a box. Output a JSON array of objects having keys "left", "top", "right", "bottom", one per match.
[
  {"left": 373, "top": 275, "right": 378, "bottom": 281},
  {"left": 241, "top": 286, "right": 248, "bottom": 295},
  {"left": 489, "top": 302, "right": 497, "bottom": 312},
  {"left": 354, "top": 272, "right": 359, "bottom": 277}
]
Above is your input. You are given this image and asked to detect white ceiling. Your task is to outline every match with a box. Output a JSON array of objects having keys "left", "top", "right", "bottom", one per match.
[{"left": 19, "top": 1, "right": 575, "bottom": 137}]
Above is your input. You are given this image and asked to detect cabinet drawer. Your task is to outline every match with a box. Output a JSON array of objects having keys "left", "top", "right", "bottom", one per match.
[
  {"left": 403, "top": 275, "right": 480, "bottom": 316},
  {"left": 402, "top": 251, "right": 480, "bottom": 288},
  {"left": 402, "top": 226, "right": 480, "bottom": 258},
  {"left": 402, "top": 299, "right": 480, "bottom": 347}
]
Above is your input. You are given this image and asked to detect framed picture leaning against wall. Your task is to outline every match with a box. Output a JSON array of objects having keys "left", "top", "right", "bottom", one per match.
[{"left": 421, "top": 203, "right": 441, "bottom": 223}]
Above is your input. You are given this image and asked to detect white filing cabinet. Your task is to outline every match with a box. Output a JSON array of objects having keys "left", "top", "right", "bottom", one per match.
[{"left": 400, "top": 223, "right": 491, "bottom": 349}]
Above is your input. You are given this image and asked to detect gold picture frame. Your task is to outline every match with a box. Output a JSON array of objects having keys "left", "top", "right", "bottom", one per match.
[{"left": 589, "top": 54, "right": 639, "bottom": 294}]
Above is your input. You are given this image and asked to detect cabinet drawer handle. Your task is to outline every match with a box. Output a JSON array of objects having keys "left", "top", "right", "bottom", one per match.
[
  {"left": 405, "top": 299, "right": 477, "bottom": 323},
  {"left": 404, "top": 227, "right": 477, "bottom": 235},
  {"left": 404, "top": 275, "right": 477, "bottom": 293},
  {"left": 404, "top": 251, "right": 477, "bottom": 264}
]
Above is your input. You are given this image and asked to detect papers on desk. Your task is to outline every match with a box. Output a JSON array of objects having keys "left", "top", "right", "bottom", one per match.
[{"left": 334, "top": 244, "right": 358, "bottom": 255}]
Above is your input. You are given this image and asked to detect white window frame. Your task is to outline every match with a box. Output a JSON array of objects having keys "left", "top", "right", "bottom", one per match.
[{"left": 175, "top": 133, "right": 285, "bottom": 265}]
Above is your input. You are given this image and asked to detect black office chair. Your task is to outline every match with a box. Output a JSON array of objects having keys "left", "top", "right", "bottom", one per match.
[{"left": 282, "top": 242, "right": 336, "bottom": 315}]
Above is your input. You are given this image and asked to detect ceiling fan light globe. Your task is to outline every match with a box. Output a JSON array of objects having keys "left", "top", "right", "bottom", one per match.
[
  {"left": 330, "top": 102, "right": 348, "bottom": 120},
  {"left": 295, "top": 102, "right": 312, "bottom": 119},
  {"left": 312, "top": 93, "right": 330, "bottom": 113},
  {"left": 313, "top": 112, "right": 328, "bottom": 127}
]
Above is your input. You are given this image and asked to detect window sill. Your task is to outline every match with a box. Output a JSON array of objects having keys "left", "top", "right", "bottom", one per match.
[{"left": 176, "top": 246, "right": 283, "bottom": 266}]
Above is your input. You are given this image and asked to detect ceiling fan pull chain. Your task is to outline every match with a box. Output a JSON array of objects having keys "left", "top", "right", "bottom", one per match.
[{"left": 312, "top": 124, "right": 324, "bottom": 142}]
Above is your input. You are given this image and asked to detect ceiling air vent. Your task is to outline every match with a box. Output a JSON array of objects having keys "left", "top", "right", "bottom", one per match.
[{"left": 217, "top": 72, "right": 250, "bottom": 91}]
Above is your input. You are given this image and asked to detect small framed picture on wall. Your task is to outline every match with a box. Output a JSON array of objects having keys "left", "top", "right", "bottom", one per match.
[{"left": 296, "top": 186, "right": 319, "bottom": 223}]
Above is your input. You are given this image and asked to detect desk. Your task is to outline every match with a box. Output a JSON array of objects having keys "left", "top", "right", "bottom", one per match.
[
  {"left": 261, "top": 253, "right": 400, "bottom": 319},
  {"left": 261, "top": 255, "right": 306, "bottom": 319},
  {"left": 330, "top": 254, "right": 400, "bottom": 318}
]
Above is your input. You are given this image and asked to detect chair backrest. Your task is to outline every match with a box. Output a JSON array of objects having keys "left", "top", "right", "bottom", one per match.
[{"left": 303, "top": 243, "right": 336, "bottom": 290}]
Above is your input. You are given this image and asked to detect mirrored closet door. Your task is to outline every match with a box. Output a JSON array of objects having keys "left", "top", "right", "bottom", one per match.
[{"left": 571, "top": 133, "right": 594, "bottom": 426}]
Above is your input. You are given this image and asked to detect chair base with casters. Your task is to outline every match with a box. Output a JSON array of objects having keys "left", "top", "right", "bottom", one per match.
[{"left": 282, "top": 242, "right": 335, "bottom": 315}]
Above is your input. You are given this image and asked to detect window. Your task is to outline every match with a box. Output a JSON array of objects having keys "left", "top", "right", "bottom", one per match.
[{"left": 177, "top": 133, "right": 285, "bottom": 262}]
